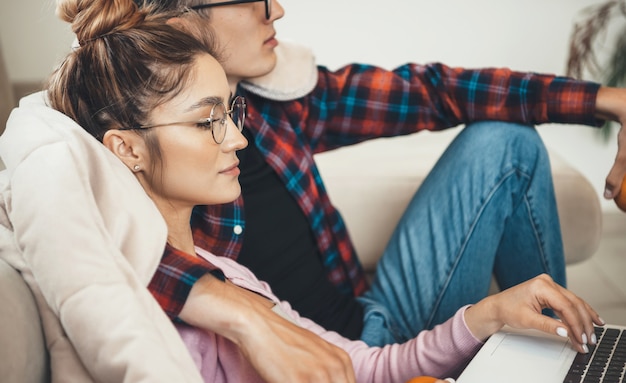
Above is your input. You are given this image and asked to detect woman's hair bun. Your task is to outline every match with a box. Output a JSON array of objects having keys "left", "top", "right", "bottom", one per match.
[{"left": 56, "top": 0, "right": 146, "bottom": 45}]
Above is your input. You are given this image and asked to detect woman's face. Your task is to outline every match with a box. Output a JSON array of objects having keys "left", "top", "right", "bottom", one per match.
[
  {"left": 199, "top": 0, "right": 285, "bottom": 85},
  {"left": 144, "top": 54, "right": 248, "bottom": 211}
]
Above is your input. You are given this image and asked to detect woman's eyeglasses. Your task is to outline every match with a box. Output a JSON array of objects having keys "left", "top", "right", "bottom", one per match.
[
  {"left": 121, "top": 96, "right": 246, "bottom": 145},
  {"left": 191, "top": 0, "right": 271, "bottom": 20}
]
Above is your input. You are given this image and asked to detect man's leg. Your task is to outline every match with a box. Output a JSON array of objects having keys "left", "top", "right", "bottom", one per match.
[{"left": 358, "top": 121, "right": 566, "bottom": 346}]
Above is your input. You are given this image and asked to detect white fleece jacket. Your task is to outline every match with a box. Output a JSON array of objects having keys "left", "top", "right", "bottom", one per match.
[
  {"left": 0, "top": 39, "right": 316, "bottom": 383},
  {"left": 0, "top": 92, "right": 203, "bottom": 383}
]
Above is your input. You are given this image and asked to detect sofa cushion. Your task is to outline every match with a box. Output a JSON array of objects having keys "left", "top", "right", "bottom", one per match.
[
  {"left": 315, "top": 127, "right": 602, "bottom": 272},
  {"left": 0, "top": 259, "right": 49, "bottom": 383}
]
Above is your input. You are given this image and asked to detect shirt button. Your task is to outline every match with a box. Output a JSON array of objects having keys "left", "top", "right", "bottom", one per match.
[{"left": 233, "top": 225, "right": 243, "bottom": 235}]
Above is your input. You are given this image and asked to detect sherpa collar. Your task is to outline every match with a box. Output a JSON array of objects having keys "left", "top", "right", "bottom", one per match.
[{"left": 240, "top": 40, "right": 317, "bottom": 101}]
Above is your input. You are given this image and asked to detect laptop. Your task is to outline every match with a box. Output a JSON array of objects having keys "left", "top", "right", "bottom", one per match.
[{"left": 456, "top": 324, "right": 626, "bottom": 383}]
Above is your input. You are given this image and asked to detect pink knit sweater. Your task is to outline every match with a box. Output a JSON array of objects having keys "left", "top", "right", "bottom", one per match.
[{"left": 175, "top": 247, "right": 484, "bottom": 383}]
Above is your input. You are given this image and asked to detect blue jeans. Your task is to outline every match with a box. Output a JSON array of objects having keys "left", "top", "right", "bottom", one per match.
[{"left": 358, "top": 121, "right": 566, "bottom": 347}]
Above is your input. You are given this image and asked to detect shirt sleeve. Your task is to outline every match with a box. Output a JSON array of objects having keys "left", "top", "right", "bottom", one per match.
[
  {"left": 295, "top": 63, "right": 602, "bottom": 152},
  {"left": 148, "top": 244, "right": 225, "bottom": 321},
  {"left": 290, "top": 303, "right": 482, "bottom": 382}
]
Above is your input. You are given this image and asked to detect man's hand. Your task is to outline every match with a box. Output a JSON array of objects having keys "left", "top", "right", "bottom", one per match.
[
  {"left": 180, "top": 274, "right": 356, "bottom": 383},
  {"left": 236, "top": 302, "right": 356, "bottom": 383},
  {"left": 594, "top": 86, "right": 626, "bottom": 206}
]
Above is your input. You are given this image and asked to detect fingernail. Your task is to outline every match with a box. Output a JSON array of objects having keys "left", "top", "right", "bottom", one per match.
[
  {"left": 582, "top": 333, "right": 588, "bottom": 345},
  {"left": 556, "top": 327, "right": 568, "bottom": 338},
  {"left": 591, "top": 333, "right": 597, "bottom": 345},
  {"left": 599, "top": 317, "right": 606, "bottom": 325},
  {"left": 582, "top": 344, "right": 589, "bottom": 354},
  {"left": 604, "top": 188, "right": 613, "bottom": 199}
]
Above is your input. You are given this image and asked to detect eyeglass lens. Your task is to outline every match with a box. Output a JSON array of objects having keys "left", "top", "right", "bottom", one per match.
[
  {"left": 211, "top": 97, "right": 246, "bottom": 144},
  {"left": 230, "top": 97, "right": 246, "bottom": 132},
  {"left": 210, "top": 103, "right": 228, "bottom": 144}
]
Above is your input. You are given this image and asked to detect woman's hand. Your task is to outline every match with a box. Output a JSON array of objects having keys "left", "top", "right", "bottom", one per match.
[{"left": 464, "top": 274, "right": 604, "bottom": 353}]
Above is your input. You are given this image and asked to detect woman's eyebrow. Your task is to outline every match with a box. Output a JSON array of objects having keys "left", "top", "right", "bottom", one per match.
[{"left": 185, "top": 96, "right": 224, "bottom": 112}]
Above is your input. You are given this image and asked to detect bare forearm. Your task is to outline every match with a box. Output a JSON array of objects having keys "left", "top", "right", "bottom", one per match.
[
  {"left": 593, "top": 87, "right": 626, "bottom": 202},
  {"left": 595, "top": 86, "right": 626, "bottom": 122},
  {"left": 178, "top": 274, "right": 273, "bottom": 345},
  {"left": 176, "top": 274, "right": 356, "bottom": 383}
]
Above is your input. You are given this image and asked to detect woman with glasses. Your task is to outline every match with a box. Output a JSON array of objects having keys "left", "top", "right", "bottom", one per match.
[{"left": 36, "top": 0, "right": 609, "bottom": 382}]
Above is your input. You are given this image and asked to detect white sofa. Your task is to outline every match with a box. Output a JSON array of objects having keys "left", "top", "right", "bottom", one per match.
[{"left": 315, "top": 128, "right": 602, "bottom": 274}]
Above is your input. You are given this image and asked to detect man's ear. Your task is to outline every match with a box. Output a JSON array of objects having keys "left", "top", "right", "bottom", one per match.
[{"left": 102, "top": 130, "right": 147, "bottom": 173}]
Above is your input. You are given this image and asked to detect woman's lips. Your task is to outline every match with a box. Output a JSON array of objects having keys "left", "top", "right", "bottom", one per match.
[{"left": 220, "top": 162, "right": 241, "bottom": 176}]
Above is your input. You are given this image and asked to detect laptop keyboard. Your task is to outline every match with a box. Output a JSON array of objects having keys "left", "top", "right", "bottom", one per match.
[{"left": 564, "top": 326, "right": 626, "bottom": 383}]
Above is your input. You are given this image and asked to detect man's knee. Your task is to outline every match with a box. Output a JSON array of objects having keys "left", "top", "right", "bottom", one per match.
[{"left": 460, "top": 121, "right": 548, "bottom": 165}]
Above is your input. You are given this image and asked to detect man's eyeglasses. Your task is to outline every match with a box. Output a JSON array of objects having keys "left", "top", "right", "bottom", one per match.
[
  {"left": 120, "top": 96, "right": 246, "bottom": 145},
  {"left": 191, "top": 0, "right": 271, "bottom": 20}
]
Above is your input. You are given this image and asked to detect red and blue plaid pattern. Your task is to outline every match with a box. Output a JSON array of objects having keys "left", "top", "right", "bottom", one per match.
[{"left": 149, "top": 62, "right": 601, "bottom": 320}]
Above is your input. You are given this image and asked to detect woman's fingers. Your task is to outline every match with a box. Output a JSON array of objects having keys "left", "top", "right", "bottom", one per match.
[
  {"left": 528, "top": 275, "right": 604, "bottom": 352},
  {"left": 550, "top": 286, "right": 603, "bottom": 347},
  {"left": 484, "top": 274, "right": 603, "bottom": 354}
]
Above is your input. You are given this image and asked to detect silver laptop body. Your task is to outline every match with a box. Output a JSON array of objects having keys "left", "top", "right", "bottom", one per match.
[{"left": 457, "top": 324, "right": 626, "bottom": 383}]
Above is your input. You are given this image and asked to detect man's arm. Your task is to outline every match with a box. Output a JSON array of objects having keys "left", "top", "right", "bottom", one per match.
[
  {"left": 180, "top": 274, "right": 357, "bottom": 383},
  {"left": 285, "top": 63, "right": 602, "bottom": 152}
]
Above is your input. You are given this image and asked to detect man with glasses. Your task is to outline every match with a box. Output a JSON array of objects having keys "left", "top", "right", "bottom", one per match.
[{"left": 136, "top": 0, "right": 626, "bottom": 381}]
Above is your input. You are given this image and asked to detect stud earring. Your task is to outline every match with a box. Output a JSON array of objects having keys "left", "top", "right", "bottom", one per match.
[{"left": 133, "top": 165, "right": 140, "bottom": 171}]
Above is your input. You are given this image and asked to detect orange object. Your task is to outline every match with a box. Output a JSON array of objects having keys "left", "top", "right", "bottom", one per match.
[
  {"left": 615, "top": 176, "right": 626, "bottom": 212},
  {"left": 405, "top": 377, "right": 439, "bottom": 383}
]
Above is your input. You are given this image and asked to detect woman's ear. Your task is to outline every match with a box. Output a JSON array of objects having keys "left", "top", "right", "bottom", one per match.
[{"left": 102, "top": 130, "right": 147, "bottom": 173}]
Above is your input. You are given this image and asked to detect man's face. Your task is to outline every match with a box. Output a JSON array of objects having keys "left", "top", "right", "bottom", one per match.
[{"left": 191, "top": 0, "right": 285, "bottom": 84}]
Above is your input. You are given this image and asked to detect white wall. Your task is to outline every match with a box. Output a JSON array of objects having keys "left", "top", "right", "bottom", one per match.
[
  {"left": 1, "top": 0, "right": 621, "bottom": 212},
  {"left": 0, "top": 0, "right": 74, "bottom": 83}
]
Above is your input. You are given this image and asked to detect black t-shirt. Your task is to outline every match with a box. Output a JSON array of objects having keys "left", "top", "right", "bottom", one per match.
[{"left": 237, "top": 128, "right": 364, "bottom": 339}]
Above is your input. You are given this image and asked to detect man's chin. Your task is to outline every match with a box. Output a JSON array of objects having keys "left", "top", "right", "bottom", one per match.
[
  {"left": 236, "top": 67, "right": 277, "bottom": 83},
  {"left": 255, "top": 54, "right": 278, "bottom": 77}
]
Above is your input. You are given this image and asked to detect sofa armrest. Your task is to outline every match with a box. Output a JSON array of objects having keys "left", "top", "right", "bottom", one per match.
[{"left": 315, "top": 129, "right": 602, "bottom": 273}]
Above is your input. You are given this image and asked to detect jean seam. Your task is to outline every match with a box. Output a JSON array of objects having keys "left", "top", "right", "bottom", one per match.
[
  {"left": 522, "top": 192, "right": 551, "bottom": 274},
  {"left": 425, "top": 166, "right": 531, "bottom": 328}
]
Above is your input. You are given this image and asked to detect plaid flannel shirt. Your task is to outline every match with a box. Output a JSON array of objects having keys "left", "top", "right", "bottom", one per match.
[{"left": 148, "top": 62, "right": 601, "bottom": 320}]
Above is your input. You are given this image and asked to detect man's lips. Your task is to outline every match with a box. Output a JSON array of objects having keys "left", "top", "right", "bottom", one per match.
[{"left": 264, "top": 34, "right": 277, "bottom": 45}]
